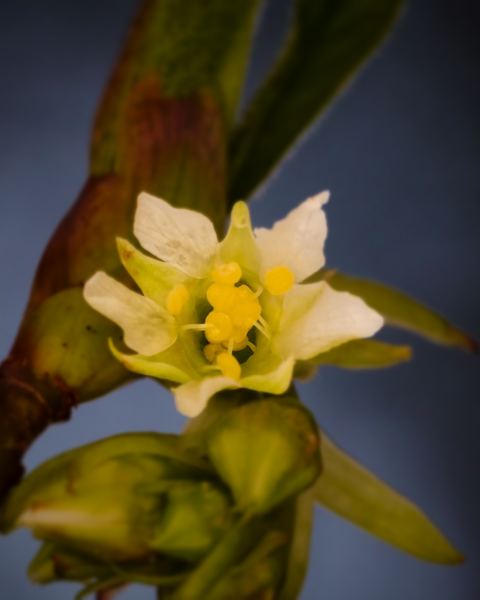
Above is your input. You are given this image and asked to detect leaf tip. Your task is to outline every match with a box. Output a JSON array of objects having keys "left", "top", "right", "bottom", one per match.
[
  {"left": 451, "top": 328, "right": 478, "bottom": 354},
  {"left": 395, "top": 345, "right": 413, "bottom": 362}
]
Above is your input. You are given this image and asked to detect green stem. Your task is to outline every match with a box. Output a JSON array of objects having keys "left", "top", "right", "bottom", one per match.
[{"left": 170, "top": 516, "right": 263, "bottom": 600}]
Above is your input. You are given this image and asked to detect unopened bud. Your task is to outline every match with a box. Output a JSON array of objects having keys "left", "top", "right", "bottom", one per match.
[
  {"left": 152, "top": 481, "right": 234, "bottom": 562},
  {"left": 0, "top": 433, "right": 230, "bottom": 564},
  {"left": 205, "top": 398, "right": 321, "bottom": 514}
]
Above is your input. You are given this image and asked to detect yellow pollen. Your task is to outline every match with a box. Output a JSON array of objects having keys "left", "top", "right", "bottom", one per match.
[
  {"left": 204, "top": 311, "right": 233, "bottom": 343},
  {"left": 203, "top": 343, "right": 225, "bottom": 363},
  {"left": 222, "top": 335, "right": 249, "bottom": 351},
  {"left": 212, "top": 262, "right": 242, "bottom": 285},
  {"left": 166, "top": 284, "right": 190, "bottom": 315},
  {"left": 229, "top": 285, "right": 262, "bottom": 329},
  {"left": 231, "top": 325, "right": 250, "bottom": 344},
  {"left": 215, "top": 352, "right": 241, "bottom": 380},
  {"left": 207, "top": 283, "right": 238, "bottom": 312},
  {"left": 264, "top": 266, "right": 295, "bottom": 295}
]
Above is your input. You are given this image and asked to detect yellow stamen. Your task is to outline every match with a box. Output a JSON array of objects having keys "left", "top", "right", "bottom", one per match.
[
  {"left": 231, "top": 325, "right": 249, "bottom": 344},
  {"left": 204, "top": 311, "right": 233, "bottom": 343},
  {"left": 258, "top": 315, "right": 269, "bottom": 329},
  {"left": 227, "top": 337, "right": 234, "bottom": 355},
  {"left": 264, "top": 266, "right": 295, "bottom": 295},
  {"left": 203, "top": 343, "right": 225, "bottom": 363},
  {"left": 166, "top": 284, "right": 190, "bottom": 315},
  {"left": 222, "top": 335, "right": 249, "bottom": 352},
  {"left": 206, "top": 283, "right": 238, "bottom": 312},
  {"left": 181, "top": 323, "right": 211, "bottom": 332},
  {"left": 229, "top": 285, "right": 262, "bottom": 329},
  {"left": 212, "top": 262, "right": 242, "bottom": 285},
  {"left": 254, "top": 320, "right": 271, "bottom": 339},
  {"left": 215, "top": 352, "right": 241, "bottom": 380}
]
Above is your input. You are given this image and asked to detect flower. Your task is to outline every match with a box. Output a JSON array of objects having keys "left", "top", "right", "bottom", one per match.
[{"left": 83, "top": 192, "right": 383, "bottom": 417}]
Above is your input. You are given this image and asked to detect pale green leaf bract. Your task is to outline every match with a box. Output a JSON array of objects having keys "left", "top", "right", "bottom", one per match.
[
  {"left": 324, "top": 270, "right": 477, "bottom": 351},
  {"left": 314, "top": 432, "right": 464, "bottom": 564},
  {"left": 229, "top": 0, "right": 404, "bottom": 203},
  {"left": 294, "top": 339, "right": 411, "bottom": 379}
]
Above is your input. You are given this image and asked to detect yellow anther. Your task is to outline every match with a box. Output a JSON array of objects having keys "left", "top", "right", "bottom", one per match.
[
  {"left": 264, "top": 266, "right": 295, "bottom": 295},
  {"left": 212, "top": 262, "right": 242, "bottom": 285},
  {"left": 206, "top": 283, "right": 238, "bottom": 312},
  {"left": 222, "top": 335, "right": 249, "bottom": 351},
  {"left": 204, "top": 311, "right": 233, "bottom": 343},
  {"left": 231, "top": 325, "right": 249, "bottom": 344},
  {"left": 203, "top": 343, "right": 225, "bottom": 363},
  {"left": 215, "top": 352, "right": 241, "bottom": 380},
  {"left": 229, "top": 285, "right": 262, "bottom": 329},
  {"left": 166, "top": 284, "right": 190, "bottom": 315}
]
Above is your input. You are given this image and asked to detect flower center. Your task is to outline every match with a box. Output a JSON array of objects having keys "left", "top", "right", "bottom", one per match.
[{"left": 202, "top": 262, "right": 264, "bottom": 380}]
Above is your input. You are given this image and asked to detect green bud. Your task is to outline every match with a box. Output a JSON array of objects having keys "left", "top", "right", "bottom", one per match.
[
  {"left": 0, "top": 433, "right": 231, "bottom": 563},
  {"left": 205, "top": 398, "right": 321, "bottom": 515},
  {"left": 152, "top": 481, "right": 234, "bottom": 563}
]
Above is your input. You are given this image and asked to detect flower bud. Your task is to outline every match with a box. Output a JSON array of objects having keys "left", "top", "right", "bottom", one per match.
[
  {"left": 152, "top": 481, "right": 234, "bottom": 562},
  {"left": 205, "top": 398, "right": 321, "bottom": 515},
  {"left": 0, "top": 433, "right": 232, "bottom": 563}
]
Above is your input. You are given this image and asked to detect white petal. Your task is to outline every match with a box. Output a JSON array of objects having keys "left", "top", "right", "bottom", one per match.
[
  {"left": 134, "top": 192, "right": 219, "bottom": 278},
  {"left": 84, "top": 272, "right": 177, "bottom": 356},
  {"left": 173, "top": 377, "right": 240, "bottom": 417},
  {"left": 241, "top": 355, "right": 295, "bottom": 395},
  {"left": 274, "top": 283, "right": 384, "bottom": 360},
  {"left": 254, "top": 192, "right": 329, "bottom": 282}
]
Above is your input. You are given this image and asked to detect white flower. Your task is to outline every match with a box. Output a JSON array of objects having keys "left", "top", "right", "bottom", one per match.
[{"left": 84, "top": 192, "right": 383, "bottom": 417}]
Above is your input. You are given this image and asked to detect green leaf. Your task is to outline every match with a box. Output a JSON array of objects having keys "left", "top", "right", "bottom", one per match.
[
  {"left": 295, "top": 339, "right": 411, "bottom": 379},
  {"left": 228, "top": 0, "right": 403, "bottom": 203},
  {"left": 324, "top": 270, "right": 477, "bottom": 351},
  {"left": 314, "top": 431, "right": 464, "bottom": 564}
]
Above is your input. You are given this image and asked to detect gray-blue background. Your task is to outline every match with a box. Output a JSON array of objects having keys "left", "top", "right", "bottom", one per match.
[{"left": 1, "top": 1, "right": 479, "bottom": 598}]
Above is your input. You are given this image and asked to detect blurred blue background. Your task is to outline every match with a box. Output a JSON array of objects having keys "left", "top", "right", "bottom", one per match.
[{"left": 1, "top": 0, "right": 479, "bottom": 598}]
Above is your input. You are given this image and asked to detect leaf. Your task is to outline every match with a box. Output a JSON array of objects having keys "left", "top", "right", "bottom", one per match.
[
  {"left": 324, "top": 270, "right": 477, "bottom": 351},
  {"left": 228, "top": 0, "right": 403, "bottom": 203},
  {"left": 314, "top": 431, "right": 464, "bottom": 564},
  {"left": 295, "top": 339, "right": 411, "bottom": 379}
]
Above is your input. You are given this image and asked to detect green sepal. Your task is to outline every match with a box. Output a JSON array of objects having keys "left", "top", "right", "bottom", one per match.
[
  {"left": 323, "top": 270, "right": 477, "bottom": 351},
  {"left": 229, "top": 0, "right": 404, "bottom": 202},
  {"left": 314, "top": 431, "right": 464, "bottom": 565},
  {"left": 109, "top": 340, "right": 193, "bottom": 385},
  {"left": 116, "top": 238, "right": 195, "bottom": 308}
]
